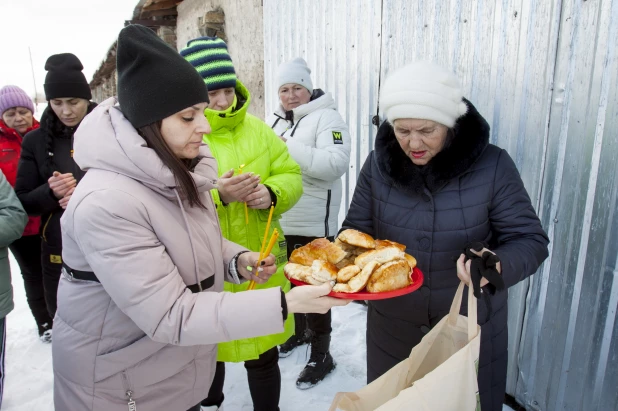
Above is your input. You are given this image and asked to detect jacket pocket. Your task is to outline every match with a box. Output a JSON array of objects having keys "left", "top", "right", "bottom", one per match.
[
  {"left": 0, "top": 148, "right": 18, "bottom": 164},
  {"left": 94, "top": 335, "right": 168, "bottom": 383},
  {"left": 303, "top": 177, "right": 333, "bottom": 194},
  {"left": 0, "top": 149, "right": 17, "bottom": 178},
  {"left": 95, "top": 338, "right": 208, "bottom": 388},
  {"left": 98, "top": 352, "right": 207, "bottom": 411}
]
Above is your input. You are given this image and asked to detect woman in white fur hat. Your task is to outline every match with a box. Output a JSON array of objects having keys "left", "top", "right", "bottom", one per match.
[
  {"left": 266, "top": 57, "right": 351, "bottom": 389},
  {"left": 341, "top": 61, "right": 549, "bottom": 411}
]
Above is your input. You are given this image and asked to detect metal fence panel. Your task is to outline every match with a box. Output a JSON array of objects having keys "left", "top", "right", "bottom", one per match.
[
  {"left": 517, "top": 0, "right": 618, "bottom": 409},
  {"left": 263, "top": 0, "right": 383, "bottom": 226},
  {"left": 263, "top": 1, "right": 618, "bottom": 409}
]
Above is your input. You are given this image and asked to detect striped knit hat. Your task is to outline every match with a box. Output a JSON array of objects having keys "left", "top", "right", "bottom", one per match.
[{"left": 180, "top": 37, "right": 237, "bottom": 91}]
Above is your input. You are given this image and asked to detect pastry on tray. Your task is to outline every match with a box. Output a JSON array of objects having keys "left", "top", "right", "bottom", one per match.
[
  {"left": 285, "top": 229, "right": 417, "bottom": 294},
  {"left": 366, "top": 260, "right": 411, "bottom": 293},
  {"left": 289, "top": 237, "right": 347, "bottom": 266}
]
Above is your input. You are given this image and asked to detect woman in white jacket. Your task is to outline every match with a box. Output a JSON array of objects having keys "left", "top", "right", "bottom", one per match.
[{"left": 266, "top": 57, "right": 351, "bottom": 389}]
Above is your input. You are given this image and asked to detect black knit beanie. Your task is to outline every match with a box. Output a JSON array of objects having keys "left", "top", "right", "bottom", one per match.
[
  {"left": 44, "top": 53, "right": 92, "bottom": 101},
  {"left": 116, "top": 24, "right": 210, "bottom": 129}
]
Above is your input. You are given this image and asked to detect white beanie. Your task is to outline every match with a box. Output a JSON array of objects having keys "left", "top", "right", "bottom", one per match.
[
  {"left": 379, "top": 61, "right": 468, "bottom": 128},
  {"left": 277, "top": 57, "right": 314, "bottom": 94}
]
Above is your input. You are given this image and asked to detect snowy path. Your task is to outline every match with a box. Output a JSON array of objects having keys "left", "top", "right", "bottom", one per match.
[{"left": 3, "top": 254, "right": 513, "bottom": 410}]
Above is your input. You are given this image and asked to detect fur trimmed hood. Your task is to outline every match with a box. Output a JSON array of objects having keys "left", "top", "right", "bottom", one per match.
[{"left": 374, "top": 98, "right": 490, "bottom": 193}]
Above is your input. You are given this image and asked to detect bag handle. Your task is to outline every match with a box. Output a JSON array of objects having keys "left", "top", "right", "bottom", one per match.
[
  {"left": 329, "top": 392, "right": 360, "bottom": 411},
  {"left": 329, "top": 393, "right": 345, "bottom": 411},
  {"left": 448, "top": 281, "right": 478, "bottom": 341}
]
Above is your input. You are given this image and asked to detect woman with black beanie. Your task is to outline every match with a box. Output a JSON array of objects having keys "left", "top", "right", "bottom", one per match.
[
  {"left": 15, "top": 53, "right": 96, "bottom": 331},
  {"left": 52, "top": 24, "right": 345, "bottom": 411}
]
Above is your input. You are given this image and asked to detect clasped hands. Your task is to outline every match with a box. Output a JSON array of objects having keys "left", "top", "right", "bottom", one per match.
[{"left": 216, "top": 169, "right": 271, "bottom": 209}]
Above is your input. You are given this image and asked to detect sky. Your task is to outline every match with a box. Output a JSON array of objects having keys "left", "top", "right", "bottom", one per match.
[{"left": 0, "top": 0, "right": 138, "bottom": 113}]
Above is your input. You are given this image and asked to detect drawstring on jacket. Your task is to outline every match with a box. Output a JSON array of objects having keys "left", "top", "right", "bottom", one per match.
[{"left": 174, "top": 189, "right": 202, "bottom": 292}]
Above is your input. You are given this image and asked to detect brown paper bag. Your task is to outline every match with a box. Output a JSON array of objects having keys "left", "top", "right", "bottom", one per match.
[{"left": 330, "top": 282, "right": 481, "bottom": 411}]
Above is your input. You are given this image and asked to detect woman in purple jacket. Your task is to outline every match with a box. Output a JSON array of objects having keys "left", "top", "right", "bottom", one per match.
[{"left": 53, "top": 24, "right": 347, "bottom": 411}]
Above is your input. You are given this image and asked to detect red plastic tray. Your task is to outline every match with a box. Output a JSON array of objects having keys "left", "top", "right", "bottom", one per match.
[{"left": 286, "top": 267, "right": 424, "bottom": 300}]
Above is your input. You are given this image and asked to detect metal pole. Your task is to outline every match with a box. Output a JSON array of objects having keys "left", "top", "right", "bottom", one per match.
[{"left": 28, "top": 47, "right": 38, "bottom": 108}]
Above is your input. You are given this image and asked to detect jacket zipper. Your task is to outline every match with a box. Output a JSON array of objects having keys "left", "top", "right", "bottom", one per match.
[
  {"left": 121, "top": 371, "right": 137, "bottom": 411},
  {"left": 324, "top": 189, "right": 332, "bottom": 237},
  {"left": 41, "top": 213, "right": 53, "bottom": 243}
]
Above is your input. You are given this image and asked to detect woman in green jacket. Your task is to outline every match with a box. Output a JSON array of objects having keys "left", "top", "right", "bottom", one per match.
[{"left": 181, "top": 37, "right": 302, "bottom": 411}]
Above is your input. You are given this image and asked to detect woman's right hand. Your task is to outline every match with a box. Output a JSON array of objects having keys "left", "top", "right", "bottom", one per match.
[
  {"left": 48, "top": 171, "right": 76, "bottom": 199},
  {"left": 216, "top": 169, "right": 261, "bottom": 205},
  {"left": 59, "top": 186, "right": 76, "bottom": 210},
  {"left": 285, "top": 282, "right": 350, "bottom": 314}
]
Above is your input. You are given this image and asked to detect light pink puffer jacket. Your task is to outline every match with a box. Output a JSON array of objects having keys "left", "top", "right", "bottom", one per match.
[{"left": 54, "top": 97, "right": 285, "bottom": 411}]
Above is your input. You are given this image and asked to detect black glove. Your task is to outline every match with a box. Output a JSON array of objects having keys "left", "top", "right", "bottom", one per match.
[{"left": 460, "top": 242, "right": 505, "bottom": 299}]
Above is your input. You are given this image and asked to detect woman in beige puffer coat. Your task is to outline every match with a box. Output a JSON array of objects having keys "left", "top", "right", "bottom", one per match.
[{"left": 53, "top": 25, "right": 345, "bottom": 411}]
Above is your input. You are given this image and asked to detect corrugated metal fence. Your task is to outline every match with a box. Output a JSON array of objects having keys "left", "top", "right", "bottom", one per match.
[
  {"left": 263, "top": 0, "right": 383, "bottom": 227},
  {"left": 263, "top": 0, "right": 618, "bottom": 409}
]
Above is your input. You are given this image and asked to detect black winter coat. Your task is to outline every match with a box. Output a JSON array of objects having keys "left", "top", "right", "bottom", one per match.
[
  {"left": 15, "top": 104, "right": 95, "bottom": 247},
  {"left": 342, "top": 100, "right": 549, "bottom": 411}
]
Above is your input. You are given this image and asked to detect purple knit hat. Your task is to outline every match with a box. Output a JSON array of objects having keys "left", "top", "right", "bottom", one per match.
[{"left": 0, "top": 86, "right": 35, "bottom": 116}]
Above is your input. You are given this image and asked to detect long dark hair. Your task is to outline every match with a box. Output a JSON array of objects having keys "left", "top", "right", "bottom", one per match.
[
  {"left": 137, "top": 122, "right": 206, "bottom": 209},
  {"left": 42, "top": 101, "right": 96, "bottom": 176}
]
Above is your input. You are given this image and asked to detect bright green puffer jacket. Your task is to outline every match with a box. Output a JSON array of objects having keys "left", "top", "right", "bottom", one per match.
[{"left": 204, "top": 81, "right": 303, "bottom": 362}]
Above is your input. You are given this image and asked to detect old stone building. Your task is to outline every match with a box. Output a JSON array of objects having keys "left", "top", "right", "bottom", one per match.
[
  {"left": 90, "top": 0, "right": 179, "bottom": 103},
  {"left": 90, "top": 0, "right": 266, "bottom": 118},
  {"left": 176, "top": 0, "right": 266, "bottom": 117}
]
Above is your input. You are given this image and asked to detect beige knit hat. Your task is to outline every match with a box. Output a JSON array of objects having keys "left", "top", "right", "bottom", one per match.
[{"left": 379, "top": 61, "right": 468, "bottom": 128}]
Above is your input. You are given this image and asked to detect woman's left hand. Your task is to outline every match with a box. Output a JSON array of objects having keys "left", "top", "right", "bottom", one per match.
[
  {"left": 456, "top": 247, "right": 502, "bottom": 287},
  {"left": 244, "top": 184, "right": 272, "bottom": 209},
  {"left": 237, "top": 252, "right": 277, "bottom": 284}
]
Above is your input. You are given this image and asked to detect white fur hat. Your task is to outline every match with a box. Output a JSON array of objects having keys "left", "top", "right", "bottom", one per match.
[
  {"left": 379, "top": 61, "right": 468, "bottom": 128},
  {"left": 277, "top": 57, "right": 314, "bottom": 94}
]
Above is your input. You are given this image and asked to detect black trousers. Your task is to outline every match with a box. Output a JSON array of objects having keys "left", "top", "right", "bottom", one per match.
[
  {"left": 40, "top": 242, "right": 63, "bottom": 318},
  {"left": 202, "top": 347, "right": 281, "bottom": 411},
  {"left": 9, "top": 235, "right": 53, "bottom": 333},
  {"left": 285, "top": 235, "right": 333, "bottom": 335}
]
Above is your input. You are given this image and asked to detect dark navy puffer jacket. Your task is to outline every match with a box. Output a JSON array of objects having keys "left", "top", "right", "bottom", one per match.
[{"left": 342, "top": 100, "right": 549, "bottom": 411}]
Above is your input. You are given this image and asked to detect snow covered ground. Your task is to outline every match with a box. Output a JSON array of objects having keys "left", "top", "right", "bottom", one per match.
[{"left": 3, "top": 254, "right": 513, "bottom": 410}]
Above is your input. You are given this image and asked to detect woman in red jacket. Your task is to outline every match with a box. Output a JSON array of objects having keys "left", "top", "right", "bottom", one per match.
[{"left": 0, "top": 85, "right": 53, "bottom": 342}]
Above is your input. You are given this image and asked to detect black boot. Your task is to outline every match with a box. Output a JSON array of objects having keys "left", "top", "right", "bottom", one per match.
[
  {"left": 279, "top": 313, "right": 310, "bottom": 358},
  {"left": 279, "top": 328, "right": 312, "bottom": 358},
  {"left": 296, "top": 333, "right": 335, "bottom": 389},
  {"left": 38, "top": 321, "right": 52, "bottom": 343}
]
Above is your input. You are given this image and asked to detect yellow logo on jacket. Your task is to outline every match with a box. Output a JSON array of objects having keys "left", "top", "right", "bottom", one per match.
[
  {"left": 50, "top": 255, "right": 62, "bottom": 264},
  {"left": 332, "top": 131, "right": 343, "bottom": 144}
]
